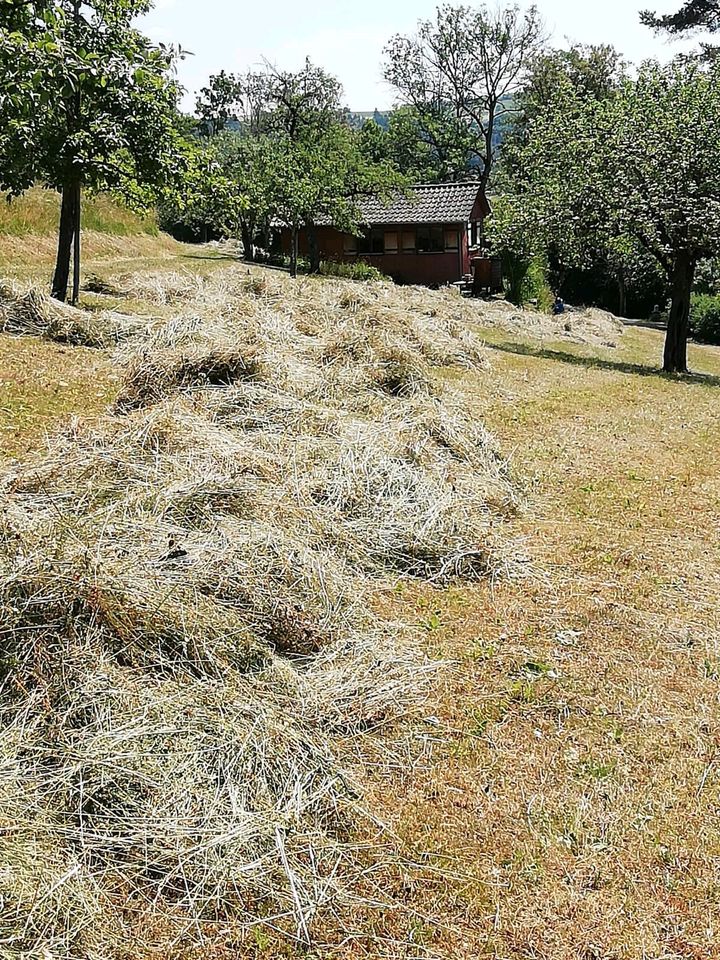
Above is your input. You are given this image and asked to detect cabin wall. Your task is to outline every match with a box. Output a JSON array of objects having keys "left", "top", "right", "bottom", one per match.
[{"left": 279, "top": 223, "right": 472, "bottom": 287}]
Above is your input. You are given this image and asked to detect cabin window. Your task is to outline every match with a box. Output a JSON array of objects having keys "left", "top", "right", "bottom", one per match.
[
  {"left": 416, "top": 225, "right": 444, "bottom": 253},
  {"left": 358, "top": 227, "right": 384, "bottom": 255},
  {"left": 384, "top": 231, "right": 398, "bottom": 254},
  {"left": 444, "top": 228, "right": 459, "bottom": 251},
  {"left": 470, "top": 221, "right": 480, "bottom": 247},
  {"left": 401, "top": 230, "right": 416, "bottom": 253},
  {"left": 343, "top": 233, "right": 358, "bottom": 255}
]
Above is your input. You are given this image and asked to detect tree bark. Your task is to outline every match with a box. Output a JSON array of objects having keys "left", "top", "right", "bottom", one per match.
[
  {"left": 72, "top": 179, "right": 81, "bottom": 305},
  {"left": 663, "top": 250, "right": 695, "bottom": 374},
  {"left": 617, "top": 274, "right": 627, "bottom": 318},
  {"left": 240, "top": 219, "right": 255, "bottom": 262},
  {"left": 307, "top": 223, "right": 320, "bottom": 274},
  {"left": 51, "top": 178, "right": 78, "bottom": 303},
  {"left": 289, "top": 224, "right": 299, "bottom": 278}
]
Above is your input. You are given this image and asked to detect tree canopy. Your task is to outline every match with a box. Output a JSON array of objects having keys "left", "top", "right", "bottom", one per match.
[
  {"left": 641, "top": 0, "right": 720, "bottom": 34},
  {"left": 383, "top": 3, "right": 546, "bottom": 187},
  {"left": 500, "top": 56, "right": 720, "bottom": 371},
  {"left": 0, "top": 0, "right": 183, "bottom": 301},
  {"left": 177, "top": 60, "right": 406, "bottom": 276}
]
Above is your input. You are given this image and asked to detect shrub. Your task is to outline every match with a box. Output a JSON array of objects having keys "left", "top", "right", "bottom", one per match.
[
  {"left": 524, "top": 259, "right": 554, "bottom": 313},
  {"left": 320, "top": 260, "right": 387, "bottom": 282},
  {"left": 690, "top": 294, "right": 720, "bottom": 345}
]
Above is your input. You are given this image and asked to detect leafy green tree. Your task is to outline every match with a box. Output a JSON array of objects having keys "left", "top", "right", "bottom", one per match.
[
  {"left": 515, "top": 44, "right": 626, "bottom": 127},
  {"left": 383, "top": 3, "right": 545, "bottom": 188},
  {"left": 359, "top": 107, "right": 472, "bottom": 182},
  {"left": 191, "top": 60, "right": 347, "bottom": 262},
  {"left": 641, "top": 0, "right": 720, "bottom": 34},
  {"left": 190, "top": 61, "right": 405, "bottom": 275},
  {"left": 0, "top": 0, "right": 182, "bottom": 302},
  {"left": 195, "top": 69, "right": 270, "bottom": 138},
  {"left": 486, "top": 193, "right": 545, "bottom": 305},
  {"left": 508, "top": 59, "right": 720, "bottom": 372},
  {"left": 267, "top": 123, "right": 405, "bottom": 277}
]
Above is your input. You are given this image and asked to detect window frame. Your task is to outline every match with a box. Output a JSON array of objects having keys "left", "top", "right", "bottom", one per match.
[
  {"left": 444, "top": 227, "right": 460, "bottom": 252},
  {"left": 401, "top": 229, "right": 416, "bottom": 253},
  {"left": 416, "top": 224, "right": 445, "bottom": 253}
]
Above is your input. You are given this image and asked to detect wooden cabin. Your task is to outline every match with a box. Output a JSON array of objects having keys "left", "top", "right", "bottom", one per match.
[{"left": 277, "top": 182, "right": 492, "bottom": 287}]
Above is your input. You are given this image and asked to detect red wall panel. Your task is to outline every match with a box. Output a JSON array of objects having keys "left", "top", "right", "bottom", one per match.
[{"left": 280, "top": 224, "right": 471, "bottom": 287}]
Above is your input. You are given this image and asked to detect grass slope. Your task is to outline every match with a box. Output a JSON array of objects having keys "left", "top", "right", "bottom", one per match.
[
  {"left": 0, "top": 188, "right": 223, "bottom": 285},
  {"left": 0, "top": 188, "right": 159, "bottom": 238}
]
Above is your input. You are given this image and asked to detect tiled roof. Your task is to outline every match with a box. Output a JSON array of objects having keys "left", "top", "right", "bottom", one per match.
[{"left": 357, "top": 181, "right": 486, "bottom": 225}]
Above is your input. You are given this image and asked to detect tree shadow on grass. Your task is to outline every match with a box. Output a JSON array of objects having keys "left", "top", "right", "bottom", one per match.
[
  {"left": 484, "top": 339, "right": 720, "bottom": 388},
  {"left": 179, "top": 253, "right": 241, "bottom": 263}
]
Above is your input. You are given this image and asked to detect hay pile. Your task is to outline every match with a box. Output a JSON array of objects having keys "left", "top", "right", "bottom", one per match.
[
  {"left": 477, "top": 299, "right": 625, "bottom": 347},
  {"left": 356, "top": 282, "right": 624, "bottom": 348},
  {"left": 0, "top": 266, "right": 516, "bottom": 956},
  {"left": 119, "top": 269, "right": 207, "bottom": 305},
  {"left": 0, "top": 282, "right": 143, "bottom": 347}
]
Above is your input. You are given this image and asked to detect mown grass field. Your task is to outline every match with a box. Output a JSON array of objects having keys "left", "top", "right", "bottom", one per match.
[
  {"left": 1, "top": 216, "right": 719, "bottom": 958},
  {"left": 366, "top": 327, "right": 720, "bottom": 959}
]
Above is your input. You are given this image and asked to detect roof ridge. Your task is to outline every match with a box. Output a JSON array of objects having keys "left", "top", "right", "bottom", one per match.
[{"left": 410, "top": 181, "right": 483, "bottom": 189}]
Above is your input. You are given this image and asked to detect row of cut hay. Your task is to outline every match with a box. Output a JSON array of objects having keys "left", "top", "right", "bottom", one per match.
[
  {"left": 470, "top": 297, "right": 626, "bottom": 347},
  {"left": 0, "top": 282, "right": 145, "bottom": 347},
  {"left": 0, "top": 264, "right": 517, "bottom": 956}
]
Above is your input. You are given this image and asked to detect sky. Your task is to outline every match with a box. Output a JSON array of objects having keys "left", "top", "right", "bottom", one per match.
[{"left": 139, "top": 0, "right": 703, "bottom": 113}]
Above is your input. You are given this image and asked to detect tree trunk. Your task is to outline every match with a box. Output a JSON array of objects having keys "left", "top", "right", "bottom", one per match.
[
  {"left": 51, "top": 178, "right": 78, "bottom": 303},
  {"left": 663, "top": 250, "right": 695, "bottom": 374},
  {"left": 307, "top": 223, "right": 320, "bottom": 274},
  {"left": 240, "top": 219, "right": 255, "bottom": 262},
  {"left": 71, "top": 179, "right": 81, "bottom": 305},
  {"left": 617, "top": 274, "right": 627, "bottom": 318},
  {"left": 289, "top": 224, "right": 299, "bottom": 278},
  {"left": 53, "top": 0, "right": 82, "bottom": 304}
]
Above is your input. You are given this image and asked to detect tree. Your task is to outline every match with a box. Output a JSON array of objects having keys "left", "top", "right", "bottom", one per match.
[
  {"left": 359, "top": 107, "right": 473, "bottom": 182},
  {"left": 192, "top": 60, "right": 347, "bottom": 263},
  {"left": 189, "top": 61, "right": 405, "bottom": 276},
  {"left": 383, "top": 3, "right": 545, "bottom": 188},
  {"left": 641, "top": 0, "right": 720, "bottom": 34},
  {"left": 514, "top": 44, "right": 626, "bottom": 128},
  {"left": 486, "top": 193, "right": 545, "bottom": 305},
  {"left": 267, "top": 123, "right": 405, "bottom": 277},
  {"left": 499, "top": 44, "right": 663, "bottom": 316},
  {"left": 507, "top": 59, "right": 720, "bottom": 372},
  {"left": 0, "top": 1, "right": 182, "bottom": 302}
]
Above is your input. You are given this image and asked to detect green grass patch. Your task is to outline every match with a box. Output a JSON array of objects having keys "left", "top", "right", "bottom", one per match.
[{"left": 0, "top": 188, "right": 158, "bottom": 238}]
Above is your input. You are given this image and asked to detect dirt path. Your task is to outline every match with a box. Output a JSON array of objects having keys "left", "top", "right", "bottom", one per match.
[{"left": 372, "top": 326, "right": 720, "bottom": 960}]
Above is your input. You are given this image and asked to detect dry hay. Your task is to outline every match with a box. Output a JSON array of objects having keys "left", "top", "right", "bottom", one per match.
[
  {"left": 476, "top": 298, "right": 625, "bottom": 347},
  {"left": 357, "top": 282, "right": 625, "bottom": 348},
  {"left": 118, "top": 269, "right": 207, "bottom": 305},
  {"left": 0, "top": 281, "right": 144, "bottom": 347},
  {"left": 0, "top": 265, "right": 518, "bottom": 957}
]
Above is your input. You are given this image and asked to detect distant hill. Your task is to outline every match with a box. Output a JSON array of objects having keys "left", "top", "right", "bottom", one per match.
[
  {"left": 347, "top": 98, "right": 515, "bottom": 152},
  {"left": 346, "top": 109, "right": 391, "bottom": 131}
]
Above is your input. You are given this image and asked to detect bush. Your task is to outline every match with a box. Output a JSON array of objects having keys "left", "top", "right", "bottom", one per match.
[
  {"left": 320, "top": 260, "right": 387, "bottom": 282},
  {"left": 524, "top": 259, "right": 554, "bottom": 313},
  {"left": 690, "top": 294, "right": 720, "bottom": 345}
]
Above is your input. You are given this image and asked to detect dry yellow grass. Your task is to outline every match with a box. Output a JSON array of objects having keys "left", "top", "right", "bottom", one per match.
[
  {"left": 1, "top": 243, "right": 719, "bottom": 958},
  {"left": 359, "top": 327, "right": 720, "bottom": 960},
  {"left": 0, "top": 333, "right": 117, "bottom": 460}
]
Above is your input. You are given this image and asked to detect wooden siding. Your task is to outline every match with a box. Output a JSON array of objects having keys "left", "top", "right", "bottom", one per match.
[{"left": 280, "top": 222, "right": 473, "bottom": 286}]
